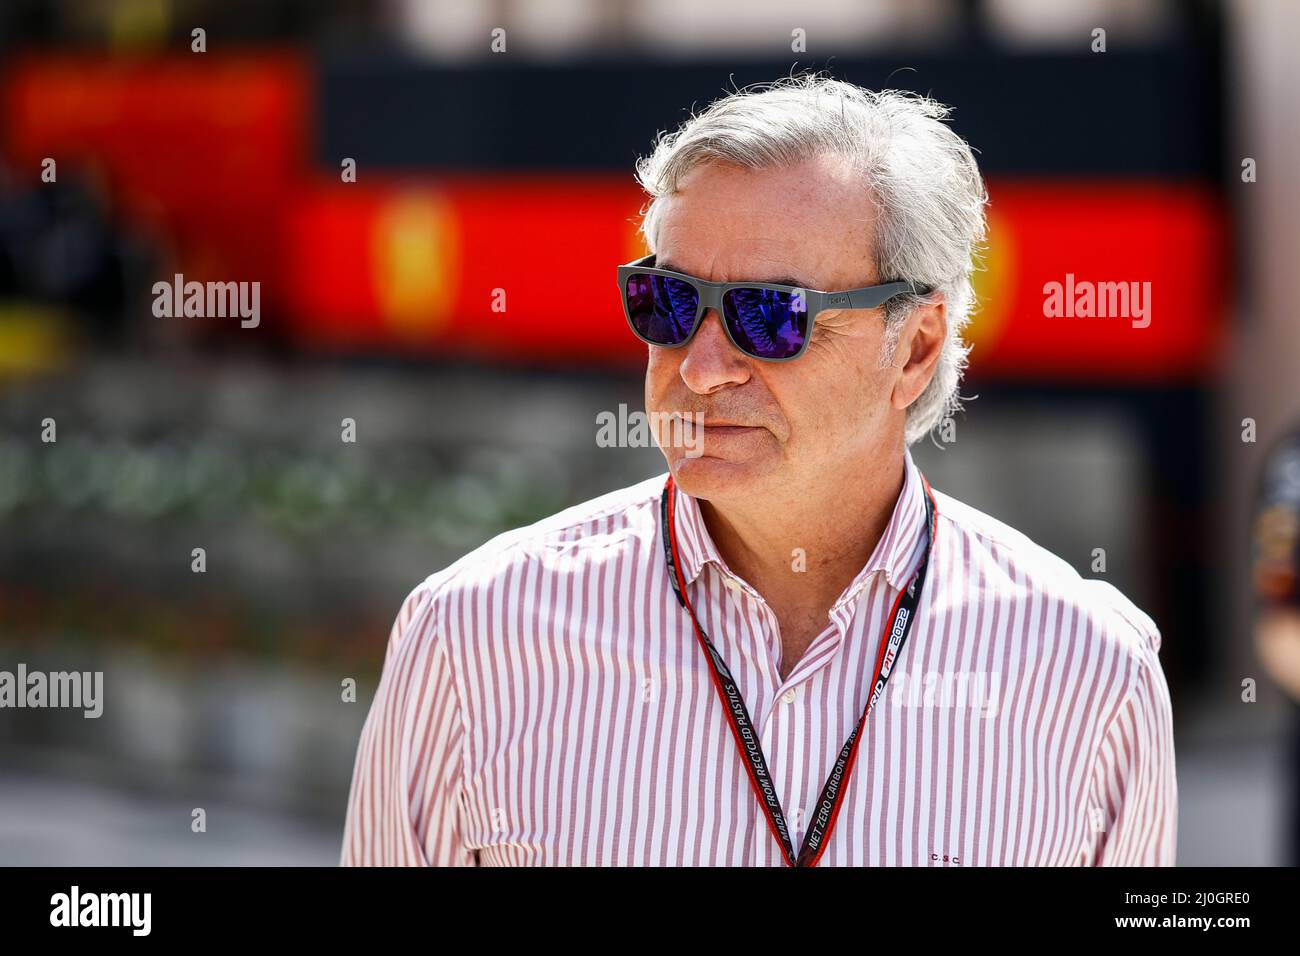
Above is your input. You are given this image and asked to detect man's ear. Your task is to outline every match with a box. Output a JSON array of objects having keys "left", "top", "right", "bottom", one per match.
[{"left": 890, "top": 295, "right": 947, "bottom": 412}]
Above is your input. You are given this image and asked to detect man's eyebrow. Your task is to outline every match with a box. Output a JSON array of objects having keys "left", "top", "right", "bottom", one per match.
[{"left": 656, "top": 259, "right": 815, "bottom": 289}]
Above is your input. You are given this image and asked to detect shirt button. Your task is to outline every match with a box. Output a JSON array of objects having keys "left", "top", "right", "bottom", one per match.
[
  {"left": 725, "top": 578, "right": 743, "bottom": 592},
  {"left": 781, "top": 688, "right": 797, "bottom": 705}
]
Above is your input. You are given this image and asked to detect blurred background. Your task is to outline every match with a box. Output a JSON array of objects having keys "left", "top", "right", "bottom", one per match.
[{"left": 0, "top": 0, "right": 1296, "bottom": 865}]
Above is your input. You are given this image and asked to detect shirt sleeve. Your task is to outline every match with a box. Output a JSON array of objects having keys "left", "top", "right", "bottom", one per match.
[
  {"left": 340, "top": 583, "right": 477, "bottom": 866},
  {"left": 1087, "top": 631, "right": 1178, "bottom": 866}
]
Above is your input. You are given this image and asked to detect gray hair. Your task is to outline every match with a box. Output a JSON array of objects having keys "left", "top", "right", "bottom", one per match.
[{"left": 634, "top": 74, "right": 989, "bottom": 445}]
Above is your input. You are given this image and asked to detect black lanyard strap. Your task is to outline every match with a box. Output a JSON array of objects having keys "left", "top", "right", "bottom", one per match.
[{"left": 660, "top": 471, "right": 939, "bottom": 867}]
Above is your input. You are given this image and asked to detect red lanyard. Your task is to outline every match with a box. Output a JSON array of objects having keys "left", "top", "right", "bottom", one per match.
[{"left": 659, "top": 472, "right": 938, "bottom": 867}]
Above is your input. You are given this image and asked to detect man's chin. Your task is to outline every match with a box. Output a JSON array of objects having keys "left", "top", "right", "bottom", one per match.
[{"left": 667, "top": 453, "right": 770, "bottom": 501}]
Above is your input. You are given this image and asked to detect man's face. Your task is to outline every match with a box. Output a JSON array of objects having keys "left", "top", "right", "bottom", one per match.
[{"left": 645, "top": 153, "right": 905, "bottom": 504}]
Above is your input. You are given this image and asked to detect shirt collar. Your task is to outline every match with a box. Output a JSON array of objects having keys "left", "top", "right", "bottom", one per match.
[{"left": 669, "top": 448, "right": 930, "bottom": 606}]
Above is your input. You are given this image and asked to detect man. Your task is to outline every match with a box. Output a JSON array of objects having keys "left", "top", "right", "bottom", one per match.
[{"left": 341, "top": 75, "right": 1177, "bottom": 866}]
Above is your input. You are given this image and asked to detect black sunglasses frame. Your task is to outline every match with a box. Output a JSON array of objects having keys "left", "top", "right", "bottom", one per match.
[{"left": 617, "top": 253, "right": 930, "bottom": 362}]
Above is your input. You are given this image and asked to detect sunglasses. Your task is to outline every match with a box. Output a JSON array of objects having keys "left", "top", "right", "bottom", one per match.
[{"left": 617, "top": 254, "right": 929, "bottom": 361}]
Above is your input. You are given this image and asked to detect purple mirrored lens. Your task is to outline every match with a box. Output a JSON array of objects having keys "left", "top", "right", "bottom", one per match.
[
  {"left": 625, "top": 274, "right": 699, "bottom": 345},
  {"left": 722, "top": 287, "right": 809, "bottom": 359}
]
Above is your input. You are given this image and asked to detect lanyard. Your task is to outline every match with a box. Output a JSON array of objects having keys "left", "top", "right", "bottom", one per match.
[{"left": 659, "top": 471, "right": 938, "bottom": 867}]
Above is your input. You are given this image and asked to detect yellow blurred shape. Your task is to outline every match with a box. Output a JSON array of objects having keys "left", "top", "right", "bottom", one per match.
[
  {"left": 371, "top": 192, "right": 458, "bottom": 340},
  {"left": 108, "top": 0, "right": 172, "bottom": 49},
  {"left": 0, "top": 307, "right": 71, "bottom": 376},
  {"left": 964, "top": 206, "right": 1012, "bottom": 350}
]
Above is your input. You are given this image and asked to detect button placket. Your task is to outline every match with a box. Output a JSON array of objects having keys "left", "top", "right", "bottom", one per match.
[
  {"left": 707, "top": 566, "right": 782, "bottom": 731},
  {"left": 752, "top": 674, "right": 801, "bottom": 865},
  {"left": 702, "top": 569, "right": 783, "bottom": 866},
  {"left": 716, "top": 567, "right": 830, "bottom": 855}
]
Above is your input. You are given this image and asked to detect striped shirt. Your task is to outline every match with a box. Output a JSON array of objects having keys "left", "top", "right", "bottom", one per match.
[{"left": 341, "top": 448, "right": 1177, "bottom": 866}]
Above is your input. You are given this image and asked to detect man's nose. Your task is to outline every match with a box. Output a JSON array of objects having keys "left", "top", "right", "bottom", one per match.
[{"left": 678, "top": 309, "right": 751, "bottom": 394}]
